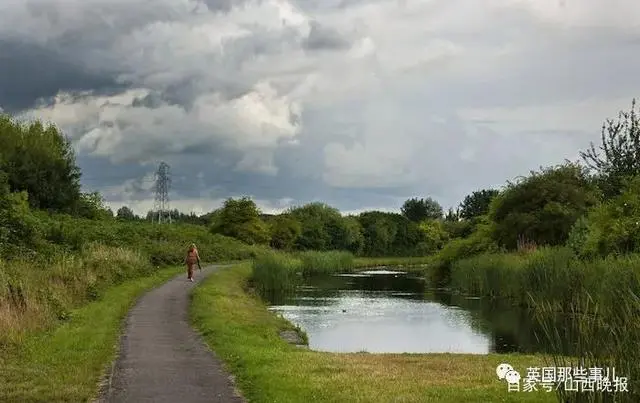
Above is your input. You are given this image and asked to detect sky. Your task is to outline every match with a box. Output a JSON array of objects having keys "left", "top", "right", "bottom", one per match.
[{"left": 1, "top": 0, "right": 640, "bottom": 216}]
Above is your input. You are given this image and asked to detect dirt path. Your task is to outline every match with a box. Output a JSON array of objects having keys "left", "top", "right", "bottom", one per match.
[{"left": 99, "top": 265, "right": 245, "bottom": 403}]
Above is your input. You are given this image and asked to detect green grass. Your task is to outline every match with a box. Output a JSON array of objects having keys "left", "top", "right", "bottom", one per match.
[
  {"left": 191, "top": 264, "right": 555, "bottom": 403},
  {"left": 447, "top": 247, "right": 640, "bottom": 402},
  {"left": 296, "top": 250, "right": 355, "bottom": 275},
  {"left": 0, "top": 265, "right": 181, "bottom": 402}
]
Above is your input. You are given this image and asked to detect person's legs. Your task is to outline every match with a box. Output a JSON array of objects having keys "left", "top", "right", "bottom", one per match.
[{"left": 187, "top": 262, "right": 194, "bottom": 280}]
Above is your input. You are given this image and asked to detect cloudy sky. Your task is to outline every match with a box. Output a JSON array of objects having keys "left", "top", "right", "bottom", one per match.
[{"left": 2, "top": 0, "right": 639, "bottom": 216}]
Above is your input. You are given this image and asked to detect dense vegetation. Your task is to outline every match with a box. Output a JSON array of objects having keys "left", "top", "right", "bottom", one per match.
[{"left": 3, "top": 97, "right": 640, "bottom": 402}]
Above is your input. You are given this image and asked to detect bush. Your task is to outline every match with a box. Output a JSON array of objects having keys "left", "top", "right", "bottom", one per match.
[
  {"left": 250, "top": 251, "right": 302, "bottom": 295},
  {"left": 297, "top": 250, "right": 355, "bottom": 276}
]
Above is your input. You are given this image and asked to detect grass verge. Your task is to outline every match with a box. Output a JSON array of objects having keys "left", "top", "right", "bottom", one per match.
[
  {"left": 0, "top": 266, "right": 181, "bottom": 402},
  {"left": 191, "top": 264, "right": 555, "bottom": 403}
]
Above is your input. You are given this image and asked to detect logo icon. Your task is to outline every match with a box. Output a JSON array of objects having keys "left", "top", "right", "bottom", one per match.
[{"left": 496, "top": 363, "right": 520, "bottom": 384}]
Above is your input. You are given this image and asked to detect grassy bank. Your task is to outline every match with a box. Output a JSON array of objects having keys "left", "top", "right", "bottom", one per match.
[
  {"left": 0, "top": 214, "right": 265, "bottom": 400},
  {"left": 0, "top": 243, "right": 158, "bottom": 348},
  {"left": 0, "top": 265, "right": 181, "bottom": 402},
  {"left": 191, "top": 264, "right": 553, "bottom": 402},
  {"left": 445, "top": 247, "right": 640, "bottom": 401}
]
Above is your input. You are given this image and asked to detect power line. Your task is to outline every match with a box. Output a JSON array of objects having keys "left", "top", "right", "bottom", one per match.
[{"left": 153, "top": 162, "right": 172, "bottom": 224}]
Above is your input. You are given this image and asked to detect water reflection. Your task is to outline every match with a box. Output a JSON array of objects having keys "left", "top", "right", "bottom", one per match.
[{"left": 266, "top": 269, "right": 576, "bottom": 354}]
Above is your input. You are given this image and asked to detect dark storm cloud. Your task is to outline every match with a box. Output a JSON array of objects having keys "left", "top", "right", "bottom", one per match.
[
  {"left": 0, "top": 39, "right": 124, "bottom": 112},
  {"left": 302, "top": 21, "right": 351, "bottom": 51}
]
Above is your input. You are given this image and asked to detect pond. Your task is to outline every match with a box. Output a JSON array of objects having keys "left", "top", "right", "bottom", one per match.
[{"left": 267, "top": 269, "right": 559, "bottom": 354}]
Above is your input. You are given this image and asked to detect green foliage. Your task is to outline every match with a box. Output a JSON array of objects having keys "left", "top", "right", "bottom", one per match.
[
  {"left": 580, "top": 98, "right": 640, "bottom": 198},
  {"left": 0, "top": 115, "right": 81, "bottom": 213},
  {"left": 458, "top": 189, "right": 499, "bottom": 219},
  {"left": 76, "top": 191, "right": 113, "bottom": 220},
  {"left": 288, "top": 203, "right": 342, "bottom": 250},
  {"left": 428, "top": 218, "right": 500, "bottom": 286},
  {"left": 297, "top": 250, "right": 355, "bottom": 276},
  {"left": 442, "top": 219, "right": 474, "bottom": 239},
  {"left": 401, "top": 197, "right": 443, "bottom": 222},
  {"left": 488, "top": 162, "right": 599, "bottom": 250},
  {"left": 250, "top": 250, "right": 355, "bottom": 297},
  {"left": 357, "top": 211, "right": 424, "bottom": 256},
  {"left": 269, "top": 214, "right": 302, "bottom": 250},
  {"left": 211, "top": 197, "right": 270, "bottom": 245},
  {"left": 338, "top": 216, "right": 365, "bottom": 254},
  {"left": 449, "top": 248, "right": 640, "bottom": 401},
  {"left": 250, "top": 251, "right": 302, "bottom": 295},
  {"left": 116, "top": 206, "right": 137, "bottom": 221},
  {"left": 416, "top": 220, "right": 448, "bottom": 254},
  {"left": 572, "top": 175, "right": 640, "bottom": 257}
]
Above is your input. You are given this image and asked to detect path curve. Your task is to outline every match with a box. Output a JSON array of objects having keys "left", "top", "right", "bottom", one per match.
[{"left": 99, "top": 265, "right": 245, "bottom": 403}]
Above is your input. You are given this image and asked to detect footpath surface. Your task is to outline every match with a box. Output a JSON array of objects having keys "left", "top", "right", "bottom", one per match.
[{"left": 99, "top": 265, "right": 245, "bottom": 403}]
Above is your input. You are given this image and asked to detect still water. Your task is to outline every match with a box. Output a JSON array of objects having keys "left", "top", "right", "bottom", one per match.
[{"left": 267, "top": 269, "right": 549, "bottom": 354}]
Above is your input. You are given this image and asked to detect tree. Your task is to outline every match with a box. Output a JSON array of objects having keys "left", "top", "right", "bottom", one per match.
[
  {"left": 444, "top": 207, "right": 459, "bottom": 222},
  {"left": 580, "top": 98, "right": 640, "bottom": 198},
  {"left": 358, "top": 211, "right": 397, "bottom": 256},
  {"left": 488, "top": 163, "right": 599, "bottom": 250},
  {"left": 458, "top": 189, "right": 499, "bottom": 219},
  {"left": 416, "top": 219, "right": 449, "bottom": 254},
  {"left": 569, "top": 175, "right": 640, "bottom": 257},
  {"left": 210, "top": 197, "right": 270, "bottom": 245},
  {"left": 269, "top": 214, "right": 302, "bottom": 250},
  {"left": 401, "top": 197, "right": 443, "bottom": 222},
  {"left": 288, "top": 203, "right": 343, "bottom": 250},
  {"left": 0, "top": 171, "right": 40, "bottom": 255},
  {"left": 0, "top": 115, "right": 81, "bottom": 213},
  {"left": 116, "top": 206, "right": 137, "bottom": 221},
  {"left": 76, "top": 191, "right": 113, "bottom": 220},
  {"left": 334, "top": 215, "right": 365, "bottom": 254}
]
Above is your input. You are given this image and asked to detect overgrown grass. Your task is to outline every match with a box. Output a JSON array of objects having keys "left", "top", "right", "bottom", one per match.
[
  {"left": 0, "top": 243, "right": 157, "bottom": 348},
  {"left": 32, "top": 213, "right": 267, "bottom": 265},
  {"left": 448, "top": 247, "right": 640, "bottom": 401},
  {"left": 533, "top": 293, "right": 640, "bottom": 403},
  {"left": 448, "top": 247, "right": 640, "bottom": 311},
  {"left": 251, "top": 250, "right": 357, "bottom": 294},
  {"left": 0, "top": 265, "right": 181, "bottom": 402},
  {"left": 251, "top": 251, "right": 303, "bottom": 295},
  {"left": 191, "top": 264, "right": 554, "bottom": 403},
  {"left": 296, "top": 250, "right": 355, "bottom": 275}
]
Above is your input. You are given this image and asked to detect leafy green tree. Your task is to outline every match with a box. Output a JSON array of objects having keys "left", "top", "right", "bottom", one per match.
[
  {"left": 0, "top": 171, "right": 40, "bottom": 254},
  {"left": 444, "top": 207, "right": 459, "bottom": 222},
  {"left": 459, "top": 189, "right": 499, "bottom": 219},
  {"left": 570, "top": 175, "right": 640, "bottom": 257},
  {"left": 580, "top": 98, "right": 640, "bottom": 198},
  {"left": 116, "top": 206, "right": 137, "bottom": 221},
  {"left": 401, "top": 197, "right": 443, "bottom": 222},
  {"left": 358, "top": 211, "right": 397, "bottom": 256},
  {"left": 210, "top": 197, "right": 270, "bottom": 245},
  {"left": 416, "top": 219, "right": 449, "bottom": 254},
  {"left": 335, "top": 215, "right": 365, "bottom": 254},
  {"left": 75, "top": 191, "right": 113, "bottom": 220},
  {"left": 269, "top": 214, "right": 302, "bottom": 250},
  {"left": 288, "top": 203, "right": 344, "bottom": 251},
  {"left": 0, "top": 115, "right": 81, "bottom": 213},
  {"left": 443, "top": 219, "right": 475, "bottom": 239},
  {"left": 489, "top": 162, "right": 599, "bottom": 250}
]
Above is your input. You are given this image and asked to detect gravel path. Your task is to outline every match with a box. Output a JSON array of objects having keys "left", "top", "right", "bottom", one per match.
[{"left": 99, "top": 265, "right": 245, "bottom": 403}]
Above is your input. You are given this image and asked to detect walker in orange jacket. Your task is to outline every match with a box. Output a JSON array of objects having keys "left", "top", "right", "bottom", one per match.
[{"left": 185, "top": 243, "right": 200, "bottom": 282}]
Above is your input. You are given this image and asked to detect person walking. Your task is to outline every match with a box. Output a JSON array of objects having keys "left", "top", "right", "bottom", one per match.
[{"left": 185, "top": 243, "right": 201, "bottom": 282}]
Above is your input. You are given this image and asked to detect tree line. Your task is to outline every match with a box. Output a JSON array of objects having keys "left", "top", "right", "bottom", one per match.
[{"left": 2, "top": 98, "right": 640, "bottom": 259}]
